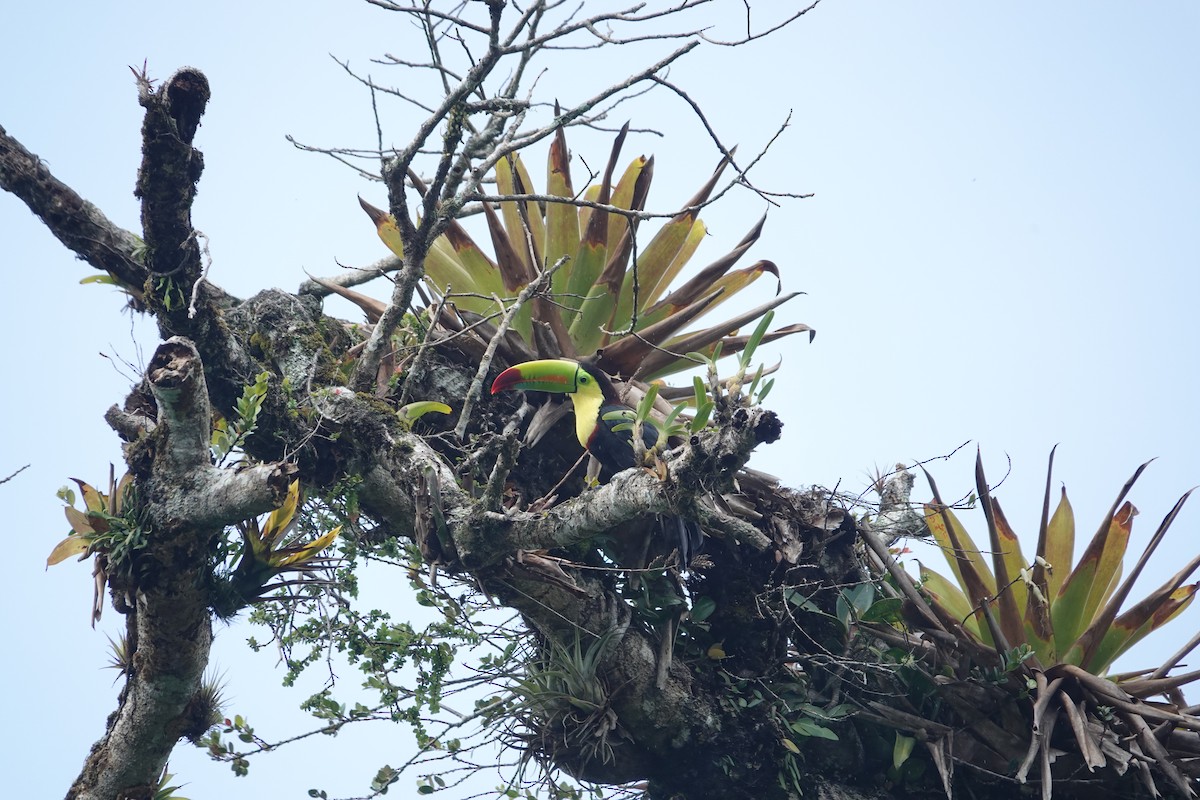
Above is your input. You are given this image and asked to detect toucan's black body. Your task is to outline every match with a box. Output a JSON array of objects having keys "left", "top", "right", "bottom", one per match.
[
  {"left": 491, "top": 357, "right": 703, "bottom": 564},
  {"left": 576, "top": 363, "right": 657, "bottom": 475}
]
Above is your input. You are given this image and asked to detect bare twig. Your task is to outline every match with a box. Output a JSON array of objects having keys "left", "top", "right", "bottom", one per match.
[
  {"left": 397, "top": 291, "right": 450, "bottom": 408},
  {"left": 453, "top": 256, "right": 568, "bottom": 441},
  {"left": 0, "top": 464, "right": 30, "bottom": 485}
]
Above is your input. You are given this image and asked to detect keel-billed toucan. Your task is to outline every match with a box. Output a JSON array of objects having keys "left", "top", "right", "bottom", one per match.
[{"left": 491, "top": 358, "right": 702, "bottom": 564}]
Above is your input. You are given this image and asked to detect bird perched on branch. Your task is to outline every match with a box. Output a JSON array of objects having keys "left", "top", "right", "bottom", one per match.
[{"left": 491, "top": 357, "right": 702, "bottom": 565}]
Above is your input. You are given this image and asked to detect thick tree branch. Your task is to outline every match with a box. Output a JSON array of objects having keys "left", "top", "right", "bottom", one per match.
[
  {"left": 352, "top": 399, "right": 778, "bottom": 569},
  {"left": 145, "top": 338, "right": 216, "bottom": 470},
  {"left": 69, "top": 338, "right": 292, "bottom": 800},
  {"left": 135, "top": 67, "right": 208, "bottom": 283},
  {"left": 0, "top": 123, "right": 146, "bottom": 288},
  {"left": 133, "top": 66, "right": 242, "bottom": 346}
]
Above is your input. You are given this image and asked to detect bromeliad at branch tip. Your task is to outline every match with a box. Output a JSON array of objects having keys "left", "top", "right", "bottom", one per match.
[{"left": 491, "top": 357, "right": 702, "bottom": 565}]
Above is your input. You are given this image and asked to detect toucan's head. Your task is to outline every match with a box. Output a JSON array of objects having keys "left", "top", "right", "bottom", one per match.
[
  {"left": 490, "top": 359, "right": 599, "bottom": 397},
  {"left": 491, "top": 359, "right": 614, "bottom": 450}
]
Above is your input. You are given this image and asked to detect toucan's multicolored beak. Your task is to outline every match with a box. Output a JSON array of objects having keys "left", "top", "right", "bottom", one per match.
[{"left": 491, "top": 359, "right": 583, "bottom": 395}]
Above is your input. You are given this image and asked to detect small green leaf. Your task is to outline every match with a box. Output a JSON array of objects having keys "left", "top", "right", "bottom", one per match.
[
  {"left": 861, "top": 597, "right": 904, "bottom": 624},
  {"left": 845, "top": 583, "right": 875, "bottom": 617},
  {"left": 791, "top": 718, "right": 839, "bottom": 741},
  {"left": 691, "top": 595, "right": 716, "bottom": 622},
  {"left": 80, "top": 274, "right": 120, "bottom": 286},
  {"left": 662, "top": 401, "right": 687, "bottom": 435},
  {"left": 635, "top": 383, "right": 659, "bottom": 420},
  {"left": 836, "top": 592, "right": 851, "bottom": 626},
  {"left": 397, "top": 401, "right": 452, "bottom": 430},
  {"left": 893, "top": 733, "right": 916, "bottom": 770},
  {"left": 739, "top": 309, "right": 774, "bottom": 369}
]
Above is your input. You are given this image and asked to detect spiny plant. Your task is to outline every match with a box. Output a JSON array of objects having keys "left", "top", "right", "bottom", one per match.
[
  {"left": 906, "top": 448, "right": 1200, "bottom": 797},
  {"left": 223, "top": 479, "right": 341, "bottom": 610},
  {"left": 47, "top": 469, "right": 136, "bottom": 569},
  {"left": 47, "top": 467, "right": 137, "bottom": 625},
  {"left": 920, "top": 448, "right": 1198, "bottom": 676},
  {"left": 510, "top": 628, "right": 623, "bottom": 771},
  {"left": 351, "top": 123, "right": 813, "bottom": 383},
  {"left": 150, "top": 765, "right": 190, "bottom": 800}
]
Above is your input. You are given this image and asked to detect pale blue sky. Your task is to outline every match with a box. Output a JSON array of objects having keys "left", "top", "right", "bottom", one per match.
[{"left": 3, "top": 2, "right": 1198, "bottom": 797}]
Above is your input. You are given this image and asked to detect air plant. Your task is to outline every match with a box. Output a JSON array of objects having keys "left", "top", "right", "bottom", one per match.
[
  {"left": 226, "top": 480, "right": 341, "bottom": 606},
  {"left": 920, "top": 448, "right": 1198, "bottom": 676},
  {"left": 357, "top": 123, "right": 813, "bottom": 383}
]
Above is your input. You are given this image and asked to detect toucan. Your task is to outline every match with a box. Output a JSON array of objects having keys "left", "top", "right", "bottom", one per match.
[{"left": 490, "top": 357, "right": 702, "bottom": 564}]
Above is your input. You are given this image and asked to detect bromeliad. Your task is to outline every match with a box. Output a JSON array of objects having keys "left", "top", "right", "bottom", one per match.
[{"left": 491, "top": 357, "right": 702, "bottom": 564}]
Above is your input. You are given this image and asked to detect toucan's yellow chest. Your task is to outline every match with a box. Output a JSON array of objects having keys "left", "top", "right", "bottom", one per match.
[
  {"left": 568, "top": 389, "right": 605, "bottom": 450},
  {"left": 568, "top": 388, "right": 604, "bottom": 450}
]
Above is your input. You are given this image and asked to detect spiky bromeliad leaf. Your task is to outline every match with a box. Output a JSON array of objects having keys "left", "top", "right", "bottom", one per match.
[
  {"left": 920, "top": 453, "right": 1200, "bottom": 675},
  {"left": 568, "top": 154, "right": 653, "bottom": 353},
  {"left": 636, "top": 150, "right": 734, "bottom": 310},
  {"left": 544, "top": 120, "right": 579, "bottom": 301},
  {"left": 922, "top": 501, "right": 1000, "bottom": 643},
  {"left": 972, "top": 451, "right": 1028, "bottom": 650},
  {"left": 1066, "top": 485, "right": 1198, "bottom": 672},
  {"left": 637, "top": 215, "right": 769, "bottom": 328},
  {"left": 561, "top": 124, "right": 627, "bottom": 320},
  {"left": 918, "top": 562, "right": 987, "bottom": 642},
  {"left": 1052, "top": 500, "right": 1135, "bottom": 658},
  {"left": 494, "top": 152, "right": 546, "bottom": 275},
  {"left": 359, "top": 196, "right": 500, "bottom": 319}
]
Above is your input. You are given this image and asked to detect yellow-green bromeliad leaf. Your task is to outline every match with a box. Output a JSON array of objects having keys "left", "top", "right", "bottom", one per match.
[
  {"left": 924, "top": 504, "right": 998, "bottom": 607},
  {"left": 1043, "top": 486, "right": 1075, "bottom": 600},
  {"left": 494, "top": 152, "right": 546, "bottom": 274},
  {"left": 360, "top": 197, "right": 502, "bottom": 319},
  {"left": 919, "top": 562, "right": 987, "bottom": 643},
  {"left": 562, "top": 128, "right": 627, "bottom": 320},
  {"left": 987, "top": 498, "right": 1033, "bottom": 649},
  {"left": 397, "top": 401, "right": 452, "bottom": 430},
  {"left": 274, "top": 525, "right": 342, "bottom": 569},
  {"left": 261, "top": 480, "right": 301, "bottom": 546},
  {"left": 1052, "top": 501, "right": 1135, "bottom": 660},
  {"left": 1085, "top": 582, "right": 1197, "bottom": 674},
  {"left": 544, "top": 124, "right": 579, "bottom": 300}
]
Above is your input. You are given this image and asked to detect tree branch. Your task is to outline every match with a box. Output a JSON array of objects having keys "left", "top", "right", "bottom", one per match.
[
  {"left": 69, "top": 338, "right": 292, "bottom": 800},
  {"left": 0, "top": 123, "right": 146, "bottom": 289}
]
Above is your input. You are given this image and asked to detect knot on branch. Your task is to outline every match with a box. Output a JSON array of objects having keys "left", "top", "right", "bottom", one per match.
[
  {"left": 164, "top": 67, "right": 210, "bottom": 143},
  {"left": 148, "top": 338, "right": 201, "bottom": 399},
  {"left": 752, "top": 408, "right": 782, "bottom": 444},
  {"left": 140, "top": 338, "right": 299, "bottom": 530},
  {"left": 674, "top": 405, "right": 778, "bottom": 493}
]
